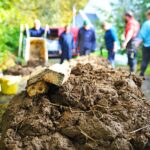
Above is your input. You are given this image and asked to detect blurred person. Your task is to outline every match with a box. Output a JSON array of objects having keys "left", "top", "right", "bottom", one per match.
[
  {"left": 59, "top": 25, "right": 75, "bottom": 64},
  {"left": 136, "top": 10, "right": 150, "bottom": 76},
  {"left": 102, "top": 22, "right": 120, "bottom": 68},
  {"left": 122, "top": 11, "right": 140, "bottom": 72},
  {"left": 24, "top": 19, "right": 50, "bottom": 37},
  {"left": 77, "top": 20, "right": 96, "bottom": 56}
]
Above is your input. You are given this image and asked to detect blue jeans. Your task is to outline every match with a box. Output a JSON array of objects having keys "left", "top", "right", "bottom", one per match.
[
  {"left": 140, "top": 46, "right": 150, "bottom": 76},
  {"left": 108, "top": 50, "right": 115, "bottom": 68},
  {"left": 126, "top": 39, "right": 137, "bottom": 72},
  {"left": 127, "top": 51, "right": 137, "bottom": 72}
]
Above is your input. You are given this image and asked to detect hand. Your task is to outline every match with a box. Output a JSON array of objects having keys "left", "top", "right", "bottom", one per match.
[
  {"left": 113, "top": 47, "right": 117, "bottom": 52},
  {"left": 45, "top": 24, "right": 49, "bottom": 31},
  {"left": 59, "top": 50, "right": 62, "bottom": 55},
  {"left": 20, "top": 24, "right": 24, "bottom": 32},
  {"left": 122, "top": 41, "right": 127, "bottom": 49},
  {"left": 72, "top": 49, "right": 76, "bottom": 54},
  {"left": 25, "top": 24, "right": 29, "bottom": 30},
  {"left": 134, "top": 39, "right": 142, "bottom": 49},
  {"left": 113, "top": 42, "right": 119, "bottom": 52}
]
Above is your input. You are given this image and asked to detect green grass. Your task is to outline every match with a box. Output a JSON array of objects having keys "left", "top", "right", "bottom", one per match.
[
  {"left": 137, "top": 62, "right": 150, "bottom": 76},
  {"left": 91, "top": 49, "right": 108, "bottom": 58},
  {"left": 137, "top": 63, "right": 150, "bottom": 75},
  {"left": 145, "top": 64, "right": 150, "bottom": 75}
]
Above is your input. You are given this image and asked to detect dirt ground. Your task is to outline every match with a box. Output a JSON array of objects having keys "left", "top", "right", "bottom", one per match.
[{"left": 142, "top": 76, "right": 150, "bottom": 100}]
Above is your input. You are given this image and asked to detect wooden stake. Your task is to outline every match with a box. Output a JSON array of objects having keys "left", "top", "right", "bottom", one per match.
[{"left": 18, "top": 24, "right": 24, "bottom": 57}]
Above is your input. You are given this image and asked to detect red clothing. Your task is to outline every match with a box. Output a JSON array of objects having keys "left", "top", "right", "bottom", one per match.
[{"left": 125, "top": 18, "right": 140, "bottom": 39}]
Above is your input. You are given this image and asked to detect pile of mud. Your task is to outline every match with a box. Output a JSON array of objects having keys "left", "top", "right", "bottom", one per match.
[
  {"left": 69, "top": 55, "right": 110, "bottom": 68},
  {"left": 4, "top": 56, "right": 109, "bottom": 76},
  {"left": 1, "top": 62, "right": 150, "bottom": 150},
  {"left": 4, "top": 65, "right": 34, "bottom": 76},
  {"left": 4, "top": 60, "right": 45, "bottom": 76}
]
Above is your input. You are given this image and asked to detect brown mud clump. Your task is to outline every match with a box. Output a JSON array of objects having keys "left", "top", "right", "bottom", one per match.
[
  {"left": 4, "top": 60, "right": 45, "bottom": 76},
  {"left": 1, "top": 62, "right": 150, "bottom": 150}
]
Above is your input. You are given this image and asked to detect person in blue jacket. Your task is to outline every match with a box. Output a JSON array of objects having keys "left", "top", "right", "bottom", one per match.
[
  {"left": 77, "top": 20, "right": 96, "bottom": 55},
  {"left": 136, "top": 10, "right": 150, "bottom": 76},
  {"left": 59, "top": 25, "right": 75, "bottom": 64},
  {"left": 102, "top": 22, "right": 120, "bottom": 68},
  {"left": 24, "top": 19, "right": 50, "bottom": 37}
]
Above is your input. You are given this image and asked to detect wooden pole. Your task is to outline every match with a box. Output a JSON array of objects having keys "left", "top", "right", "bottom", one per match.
[
  {"left": 24, "top": 24, "right": 30, "bottom": 62},
  {"left": 44, "top": 24, "right": 49, "bottom": 63},
  {"left": 18, "top": 24, "right": 24, "bottom": 57}
]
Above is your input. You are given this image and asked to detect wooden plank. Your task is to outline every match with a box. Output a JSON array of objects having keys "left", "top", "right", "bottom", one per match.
[
  {"left": 27, "top": 81, "right": 48, "bottom": 97},
  {"left": 26, "top": 68, "right": 66, "bottom": 97},
  {"left": 27, "top": 68, "right": 65, "bottom": 87}
]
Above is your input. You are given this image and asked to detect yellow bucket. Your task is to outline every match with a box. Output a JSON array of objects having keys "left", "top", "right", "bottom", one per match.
[{"left": 0, "top": 76, "right": 21, "bottom": 95}]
